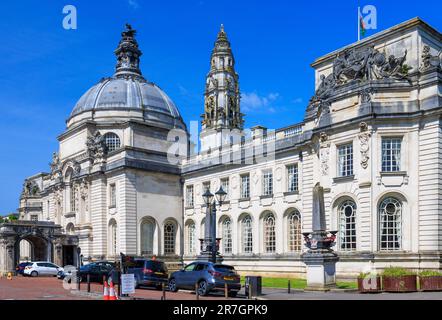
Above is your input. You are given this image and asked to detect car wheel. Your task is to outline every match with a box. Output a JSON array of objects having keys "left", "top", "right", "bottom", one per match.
[
  {"left": 168, "top": 279, "right": 178, "bottom": 292},
  {"left": 30, "top": 271, "right": 38, "bottom": 277},
  {"left": 228, "top": 291, "right": 238, "bottom": 297},
  {"left": 197, "top": 280, "right": 209, "bottom": 296}
]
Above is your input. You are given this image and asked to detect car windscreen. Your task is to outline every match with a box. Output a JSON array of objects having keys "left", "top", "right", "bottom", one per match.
[
  {"left": 145, "top": 261, "right": 167, "bottom": 272},
  {"left": 213, "top": 265, "right": 235, "bottom": 273}
]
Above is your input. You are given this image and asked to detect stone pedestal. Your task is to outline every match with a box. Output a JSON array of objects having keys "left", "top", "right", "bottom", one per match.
[{"left": 302, "top": 251, "right": 339, "bottom": 291}]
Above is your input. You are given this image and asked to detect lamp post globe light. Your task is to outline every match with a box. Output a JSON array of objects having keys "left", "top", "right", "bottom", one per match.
[{"left": 198, "top": 186, "right": 226, "bottom": 263}]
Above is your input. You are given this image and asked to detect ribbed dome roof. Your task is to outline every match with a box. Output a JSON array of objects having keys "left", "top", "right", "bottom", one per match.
[
  {"left": 70, "top": 77, "right": 181, "bottom": 119},
  {"left": 68, "top": 24, "right": 184, "bottom": 129}
]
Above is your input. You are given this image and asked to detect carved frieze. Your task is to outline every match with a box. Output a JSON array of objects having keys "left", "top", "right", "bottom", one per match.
[
  {"left": 319, "top": 132, "right": 330, "bottom": 176},
  {"left": 86, "top": 132, "right": 108, "bottom": 164},
  {"left": 358, "top": 122, "right": 371, "bottom": 169},
  {"left": 420, "top": 45, "right": 441, "bottom": 72}
]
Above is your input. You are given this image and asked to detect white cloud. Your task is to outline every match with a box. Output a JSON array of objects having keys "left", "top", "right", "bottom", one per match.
[
  {"left": 291, "top": 98, "right": 303, "bottom": 104},
  {"left": 128, "top": 0, "right": 139, "bottom": 9},
  {"left": 241, "top": 92, "right": 280, "bottom": 113}
]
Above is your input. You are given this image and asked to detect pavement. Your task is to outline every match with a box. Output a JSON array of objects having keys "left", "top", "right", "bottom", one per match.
[{"left": 2, "top": 276, "right": 442, "bottom": 300}]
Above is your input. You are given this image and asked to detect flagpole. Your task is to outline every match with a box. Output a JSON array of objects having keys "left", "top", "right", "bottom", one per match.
[{"left": 358, "top": 6, "right": 361, "bottom": 42}]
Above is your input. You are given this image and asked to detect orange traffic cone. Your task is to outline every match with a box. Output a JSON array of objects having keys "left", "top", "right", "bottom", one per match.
[
  {"left": 103, "top": 279, "right": 110, "bottom": 300},
  {"left": 109, "top": 281, "right": 118, "bottom": 301}
]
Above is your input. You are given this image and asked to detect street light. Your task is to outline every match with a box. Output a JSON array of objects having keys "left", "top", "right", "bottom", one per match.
[
  {"left": 215, "top": 186, "right": 227, "bottom": 204},
  {"left": 199, "top": 186, "right": 227, "bottom": 263},
  {"left": 202, "top": 189, "right": 214, "bottom": 206}
]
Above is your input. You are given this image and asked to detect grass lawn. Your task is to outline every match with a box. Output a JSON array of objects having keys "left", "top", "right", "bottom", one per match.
[{"left": 240, "top": 276, "right": 357, "bottom": 290}]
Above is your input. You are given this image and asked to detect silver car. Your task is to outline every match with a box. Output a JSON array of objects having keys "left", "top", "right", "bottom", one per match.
[{"left": 24, "top": 261, "right": 64, "bottom": 277}]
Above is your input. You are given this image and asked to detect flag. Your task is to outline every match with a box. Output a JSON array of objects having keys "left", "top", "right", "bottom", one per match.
[{"left": 360, "top": 14, "right": 367, "bottom": 38}]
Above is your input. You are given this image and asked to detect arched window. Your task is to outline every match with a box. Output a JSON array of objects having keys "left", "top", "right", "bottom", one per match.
[
  {"left": 104, "top": 133, "right": 121, "bottom": 152},
  {"left": 186, "top": 222, "right": 196, "bottom": 255},
  {"left": 222, "top": 218, "right": 232, "bottom": 254},
  {"left": 66, "top": 223, "right": 75, "bottom": 236},
  {"left": 164, "top": 221, "right": 176, "bottom": 255},
  {"left": 338, "top": 200, "right": 357, "bottom": 251},
  {"left": 379, "top": 197, "right": 402, "bottom": 250},
  {"left": 109, "top": 219, "right": 118, "bottom": 256},
  {"left": 263, "top": 213, "right": 276, "bottom": 253},
  {"left": 288, "top": 210, "right": 302, "bottom": 252},
  {"left": 241, "top": 215, "right": 253, "bottom": 253},
  {"left": 141, "top": 219, "right": 155, "bottom": 255}
]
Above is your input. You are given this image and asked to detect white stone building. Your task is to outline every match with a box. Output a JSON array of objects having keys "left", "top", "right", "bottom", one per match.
[{"left": 11, "top": 18, "right": 442, "bottom": 278}]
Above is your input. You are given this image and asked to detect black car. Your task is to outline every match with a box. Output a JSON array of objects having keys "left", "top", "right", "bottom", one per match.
[
  {"left": 16, "top": 262, "right": 32, "bottom": 276},
  {"left": 127, "top": 259, "right": 168, "bottom": 289},
  {"left": 58, "top": 261, "right": 116, "bottom": 283}
]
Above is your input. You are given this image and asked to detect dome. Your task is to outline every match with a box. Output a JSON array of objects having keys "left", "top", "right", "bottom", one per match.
[
  {"left": 68, "top": 24, "right": 185, "bottom": 130},
  {"left": 70, "top": 77, "right": 181, "bottom": 119}
]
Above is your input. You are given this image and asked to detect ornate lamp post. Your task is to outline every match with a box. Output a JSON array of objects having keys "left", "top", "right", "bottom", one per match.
[{"left": 198, "top": 186, "right": 227, "bottom": 263}]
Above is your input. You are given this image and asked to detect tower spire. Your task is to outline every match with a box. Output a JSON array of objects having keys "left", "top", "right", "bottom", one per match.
[
  {"left": 201, "top": 25, "right": 243, "bottom": 132},
  {"left": 114, "top": 23, "right": 143, "bottom": 78}
]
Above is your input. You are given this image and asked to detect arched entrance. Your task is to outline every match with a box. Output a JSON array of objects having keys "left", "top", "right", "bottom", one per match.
[{"left": 0, "top": 220, "right": 79, "bottom": 273}]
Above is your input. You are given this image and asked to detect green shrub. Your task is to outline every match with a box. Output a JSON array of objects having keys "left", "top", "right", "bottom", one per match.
[
  {"left": 382, "top": 267, "right": 416, "bottom": 277},
  {"left": 419, "top": 270, "right": 442, "bottom": 277}
]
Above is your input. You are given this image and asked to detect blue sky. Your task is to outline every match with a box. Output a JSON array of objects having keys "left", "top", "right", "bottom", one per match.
[{"left": 0, "top": 0, "right": 440, "bottom": 213}]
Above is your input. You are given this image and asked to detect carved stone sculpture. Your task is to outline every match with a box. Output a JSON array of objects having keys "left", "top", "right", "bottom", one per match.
[
  {"left": 359, "top": 122, "right": 371, "bottom": 169},
  {"left": 86, "top": 132, "right": 108, "bottom": 164},
  {"left": 319, "top": 133, "right": 330, "bottom": 176}
]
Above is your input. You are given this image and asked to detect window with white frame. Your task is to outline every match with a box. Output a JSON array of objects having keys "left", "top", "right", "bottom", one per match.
[
  {"left": 240, "top": 174, "right": 250, "bottom": 199},
  {"left": 337, "top": 143, "right": 354, "bottom": 177},
  {"left": 222, "top": 218, "right": 232, "bottom": 254},
  {"left": 109, "top": 220, "right": 118, "bottom": 256},
  {"left": 186, "top": 222, "right": 196, "bottom": 255},
  {"left": 110, "top": 184, "right": 116, "bottom": 207},
  {"left": 287, "top": 164, "right": 299, "bottom": 192},
  {"left": 263, "top": 213, "right": 276, "bottom": 253},
  {"left": 141, "top": 219, "right": 155, "bottom": 255},
  {"left": 104, "top": 132, "right": 121, "bottom": 152},
  {"left": 186, "top": 185, "right": 194, "bottom": 207},
  {"left": 338, "top": 200, "right": 357, "bottom": 251},
  {"left": 288, "top": 210, "right": 302, "bottom": 252},
  {"left": 381, "top": 138, "right": 402, "bottom": 172},
  {"left": 241, "top": 215, "right": 253, "bottom": 253},
  {"left": 221, "top": 178, "right": 229, "bottom": 201},
  {"left": 379, "top": 197, "right": 402, "bottom": 251},
  {"left": 30, "top": 215, "right": 38, "bottom": 222},
  {"left": 164, "top": 222, "right": 176, "bottom": 255},
  {"left": 262, "top": 170, "right": 273, "bottom": 196}
]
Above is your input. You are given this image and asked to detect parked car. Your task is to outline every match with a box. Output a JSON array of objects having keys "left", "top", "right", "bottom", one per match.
[
  {"left": 58, "top": 261, "right": 116, "bottom": 282},
  {"left": 16, "top": 262, "right": 32, "bottom": 276},
  {"left": 168, "top": 262, "right": 241, "bottom": 296},
  {"left": 127, "top": 259, "right": 168, "bottom": 289},
  {"left": 24, "top": 261, "right": 63, "bottom": 277}
]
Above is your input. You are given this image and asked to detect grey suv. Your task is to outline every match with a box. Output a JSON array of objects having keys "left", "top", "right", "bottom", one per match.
[{"left": 168, "top": 262, "right": 241, "bottom": 296}]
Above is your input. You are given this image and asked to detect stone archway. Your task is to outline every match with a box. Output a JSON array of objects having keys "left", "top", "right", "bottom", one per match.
[{"left": 0, "top": 220, "right": 79, "bottom": 273}]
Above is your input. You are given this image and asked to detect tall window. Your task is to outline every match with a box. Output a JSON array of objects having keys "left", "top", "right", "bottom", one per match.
[
  {"left": 382, "top": 138, "right": 402, "bottom": 172},
  {"left": 221, "top": 178, "right": 229, "bottom": 201},
  {"left": 287, "top": 164, "right": 299, "bottom": 192},
  {"left": 186, "top": 185, "right": 194, "bottom": 207},
  {"left": 164, "top": 222, "right": 176, "bottom": 255},
  {"left": 338, "top": 200, "right": 357, "bottom": 251},
  {"left": 222, "top": 218, "right": 232, "bottom": 254},
  {"left": 109, "top": 220, "right": 118, "bottom": 256},
  {"left": 379, "top": 197, "right": 402, "bottom": 250},
  {"left": 241, "top": 215, "right": 253, "bottom": 253},
  {"left": 70, "top": 186, "right": 76, "bottom": 212},
  {"left": 240, "top": 174, "right": 250, "bottom": 199},
  {"left": 186, "top": 222, "right": 196, "bottom": 255},
  {"left": 30, "top": 215, "right": 39, "bottom": 222},
  {"left": 262, "top": 170, "right": 273, "bottom": 196},
  {"left": 104, "top": 132, "right": 121, "bottom": 152},
  {"left": 141, "top": 219, "right": 155, "bottom": 255},
  {"left": 263, "top": 213, "right": 276, "bottom": 253},
  {"left": 338, "top": 144, "right": 354, "bottom": 177},
  {"left": 110, "top": 184, "right": 116, "bottom": 207},
  {"left": 288, "top": 211, "right": 302, "bottom": 252}
]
